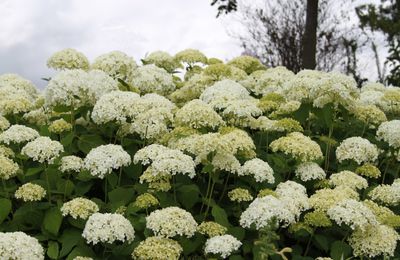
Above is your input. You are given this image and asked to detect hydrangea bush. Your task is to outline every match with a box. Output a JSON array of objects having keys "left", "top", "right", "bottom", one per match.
[{"left": 0, "top": 48, "right": 399, "bottom": 259}]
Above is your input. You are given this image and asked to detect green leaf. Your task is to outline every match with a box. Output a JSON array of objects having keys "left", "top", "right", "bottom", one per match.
[
  {"left": 314, "top": 234, "right": 329, "bottom": 252},
  {"left": 330, "top": 240, "right": 352, "bottom": 260},
  {"left": 212, "top": 205, "right": 230, "bottom": 227},
  {"left": 58, "top": 228, "right": 82, "bottom": 258},
  {"left": 25, "top": 166, "right": 44, "bottom": 177},
  {"left": 177, "top": 184, "right": 200, "bottom": 209},
  {"left": 61, "top": 132, "right": 74, "bottom": 146},
  {"left": 43, "top": 207, "right": 63, "bottom": 236},
  {"left": 66, "top": 245, "right": 95, "bottom": 260},
  {"left": 47, "top": 241, "right": 59, "bottom": 259},
  {"left": 0, "top": 198, "right": 11, "bottom": 224},
  {"left": 228, "top": 226, "right": 246, "bottom": 240},
  {"left": 77, "top": 134, "right": 105, "bottom": 154},
  {"left": 108, "top": 187, "right": 135, "bottom": 204}
]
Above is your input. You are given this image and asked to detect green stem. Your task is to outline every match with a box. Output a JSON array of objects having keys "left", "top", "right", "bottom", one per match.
[
  {"left": 63, "top": 174, "right": 70, "bottom": 201},
  {"left": 118, "top": 167, "right": 123, "bottom": 186},
  {"left": 203, "top": 180, "right": 216, "bottom": 220},
  {"left": 382, "top": 159, "right": 391, "bottom": 184},
  {"left": 200, "top": 173, "right": 212, "bottom": 214},
  {"left": 303, "top": 230, "right": 314, "bottom": 256},
  {"left": 218, "top": 172, "right": 231, "bottom": 203},
  {"left": 45, "top": 166, "right": 52, "bottom": 202},
  {"left": 104, "top": 179, "right": 108, "bottom": 204}
]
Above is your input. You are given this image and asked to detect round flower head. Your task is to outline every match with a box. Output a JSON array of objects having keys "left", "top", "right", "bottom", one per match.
[
  {"left": 142, "top": 50, "right": 180, "bottom": 73},
  {"left": 328, "top": 170, "right": 368, "bottom": 190},
  {"left": 132, "top": 236, "right": 183, "bottom": 260},
  {"left": 351, "top": 104, "right": 387, "bottom": 127},
  {"left": 355, "top": 163, "right": 381, "bottom": 178},
  {"left": 0, "top": 156, "right": 19, "bottom": 180},
  {"left": 238, "top": 158, "right": 275, "bottom": 183},
  {"left": 47, "top": 48, "right": 89, "bottom": 70},
  {"left": 295, "top": 162, "right": 326, "bottom": 181},
  {"left": 23, "top": 108, "right": 50, "bottom": 126},
  {"left": 14, "top": 183, "right": 46, "bottom": 202},
  {"left": 0, "top": 86, "right": 36, "bottom": 115},
  {"left": 240, "top": 195, "right": 295, "bottom": 229},
  {"left": 59, "top": 155, "right": 83, "bottom": 173},
  {"left": 134, "top": 144, "right": 196, "bottom": 178},
  {"left": 130, "top": 64, "right": 175, "bottom": 95},
  {"left": 0, "top": 124, "right": 39, "bottom": 144},
  {"left": 0, "top": 232, "right": 44, "bottom": 260},
  {"left": 309, "top": 186, "right": 359, "bottom": 212},
  {"left": 61, "top": 197, "right": 99, "bottom": 219},
  {"left": 204, "top": 235, "right": 242, "bottom": 259},
  {"left": 227, "top": 55, "right": 265, "bottom": 74},
  {"left": 275, "top": 181, "right": 310, "bottom": 219},
  {"left": 228, "top": 188, "right": 253, "bottom": 202},
  {"left": 0, "top": 116, "right": 10, "bottom": 131},
  {"left": 376, "top": 120, "right": 400, "bottom": 149},
  {"left": 327, "top": 199, "right": 378, "bottom": 230},
  {"left": 91, "top": 90, "right": 140, "bottom": 124},
  {"left": 335, "top": 137, "right": 379, "bottom": 165},
  {"left": 197, "top": 221, "right": 227, "bottom": 237},
  {"left": 174, "top": 99, "right": 225, "bottom": 129},
  {"left": 73, "top": 257, "right": 93, "bottom": 260},
  {"left": 146, "top": 207, "right": 198, "bottom": 238},
  {"left": 0, "top": 73, "right": 38, "bottom": 98},
  {"left": 133, "top": 193, "right": 159, "bottom": 210},
  {"left": 304, "top": 211, "right": 332, "bottom": 228},
  {"left": 83, "top": 144, "right": 131, "bottom": 179},
  {"left": 174, "top": 48, "right": 207, "bottom": 65},
  {"left": 368, "top": 179, "right": 400, "bottom": 206},
  {"left": 82, "top": 213, "right": 135, "bottom": 244},
  {"left": 21, "top": 136, "right": 64, "bottom": 164},
  {"left": 0, "top": 145, "right": 14, "bottom": 158},
  {"left": 91, "top": 51, "right": 137, "bottom": 81},
  {"left": 269, "top": 132, "right": 323, "bottom": 162},
  {"left": 363, "top": 200, "right": 400, "bottom": 228},
  {"left": 348, "top": 224, "right": 400, "bottom": 258},
  {"left": 48, "top": 119, "right": 72, "bottom": 134}
]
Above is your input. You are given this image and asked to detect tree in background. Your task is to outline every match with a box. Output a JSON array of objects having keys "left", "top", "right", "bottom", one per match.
[
  {"left": 356, "top": 0, "right": 400, "bottom": 86},
  {"left": 211, "top": 0, "right": 364, "bottom": 78}
]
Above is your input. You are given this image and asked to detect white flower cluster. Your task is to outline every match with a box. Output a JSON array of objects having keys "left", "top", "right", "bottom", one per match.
[
  {"left": 130, "top": 64, "right": 175, "bottom": 95},
  {"left": 146, "top": 207, "right": 198, "bottom": 238},
  {"left": 275, "top": 181, "right": 310, "bottom": 220},
  {"left": 204, "top": 235, "right": 242, "bottom": 259},
  {"left": 0, "top": 156, "right": 19, "bottom": 180},
  {"left": 309, "top": 186, "right": 359, "bottom": 212},
  {"left": 59, "top": 155, "right": 83, "bottom": 173},
  {"left": 47, "top": 48, "right": 89, "bottom": 70},
  {"left": 134, "top": 144, "right": 196, "bottom": 178},
  {"left": 91, "top": 50, "right": 137, "bottom": 81},
  {"left": 82, "top": 213, "right": 135, "bottom": 244},
  {"left": 336, "top": 137, "right": 379, "bottom": 165},
  {"left": 238, "top": 158, "right": 275, "bottom": 183},
  {"left": 83, "top": 144, "right": 131, "bottom": 179},
  {"left": 132, "top": 236, "right": 183, "bottom": 260},
  {"left": 327, "top": 199, "right": 378, "bottom": 230},
  {"left": 45, "top": 69, "right": 118, "bottom": 108},
  {"left": 174, "top": 99, "right": 225, "bottom": 129},
  {"left": 376, "top": 120, "right": 400, "bottom": 149},
  {"left": 21, "top": 136, "right": 64, "bottom": 164},
  {"left": 142, "top": 50, "right": 179, "bottom": 73},
  {"left": 249, "top": 66, "right": 295, "bottom": 95},
  {"left": 14, "top": 183, "right": 46, "bottom": 202},
  {"left": 0, "top": 125, "right": 39, "bottom": 144},
  {"left": 369, "top": 179, "right": 400, "bottom": 205},
  {"left": 295, "top": 162, "right": 326, "bottom": 181},
  {"left": 0, "top": 116, "right": 10, "bottom": 131},
  {"left": 61, "top": 197, "right": 99, "bottom": 219},
  {"left": 0, "top": 232, "right": 44, "bottom": 260},
  {"left": 328, "top": 170, "right": 368, "bottom": 190}
]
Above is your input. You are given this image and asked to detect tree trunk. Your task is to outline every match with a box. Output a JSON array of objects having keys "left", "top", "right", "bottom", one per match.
[{"left": 302, "top": 0, "right": 319, "bottom": 69}]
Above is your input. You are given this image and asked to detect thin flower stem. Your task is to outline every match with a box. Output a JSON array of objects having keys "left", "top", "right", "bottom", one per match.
[
  {"left": 2, "top": 179, "right": 9, "bottom": 198},
  {"left": 218, "top": 172, "right": 231, "bottom": 203},
  {"left": 200, "top": 172, "right": 212, "bottom": 214},
  {"left": 203, "top": 179, "right": 216, "bottom": 220}
]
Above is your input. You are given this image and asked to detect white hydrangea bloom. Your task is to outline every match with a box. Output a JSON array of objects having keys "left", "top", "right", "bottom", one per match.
[
  {"left": 281, "top": 70, "right": 324, "bottom": 103},
  {"left": 174, "top": 99, "right": 225, "bottom": 129},
  {"left": 204, "top": 235, "right": 242, "bottom": 259},
  {"left": 369, "top": 179, "right": 400, "bottom": 206},
  {"left": 0, "top": 116, "right": 10, "bottom": 131},
  {"left": 21, "top": 137, "right": 64, "bottom": 164},
  {"left": 130, "top": 64, "right": 175, "bottom": 95},
  {"left": 0, "top": 86, "right": 36, "bottom": 115},
  {"left": 47, "top": 48, "right": 89, "bottom": 70},
  {"left": 295, "top": 162, "right": 325, "bottom": 181},
  {"left": 83, "top": 144, "right": 131, "bottom": 179},
  {"left": 250, "top": 66, "right": 295, "bottom": 95},
  {"left": 134, "top": 144, "right": 196, "bottom": 178},
  {"left": 327, "top": 199, "right": 378, "bottom": 230},
  {"left": 348, "top": 224, "right": 400, "bottom": 258},
  {"left": 146, "top": 207, "right": 198, "bottom": 238},
  {"left": 91, "top": 91, "right": 141, "bottom": 124},
  {"left": 61, "top": 197, "right": 99, "bottom": 219},
  {"left": 14, "top": 183, "right": 46, "bottom": 202},
  {"left": 238, "top": 158, "right": 275, "bottom": 183},
  {"left": 0, "top": 232, "right": 44, "bottom": 260},
  {"left": 0, "top": 73, "right": 38, "bottom": 98},
  {"left": 240, "top": 195, "right": 295, "bottom": 229},
  {"left": 211, "top": 152, "right": 241, "bottom": 173},
  {"left": 82, "top": 213, "right": 135, "bottom": 244},
  {"left": 59, "top": 155, "right": 83, "bottom": 173},
  {"left": 91, "top": 51, "right": 137, "bottom": 81},
  {"left": 336, "top": 137, "right": 379, "bottom": 165},
  {"left": 275, "top": 181, "right": 310, "bottom": 220},
  {"left": 0, "top": 156, "right": 19, "bottom": 180},
  {"left": 328, "top": 170, "right": 368, "bottom": 190},
  {"left": 376, "top": 120, "right": 400, "bottom": 149},
  {"left": 0, "top": 124, "right": 39, "bottom": 144},
  {"left": 200, "top": 79, "right": 252, "bottom": 110},
  {"left": 359, "top": 90, "right": 384, "bottom": 106}
]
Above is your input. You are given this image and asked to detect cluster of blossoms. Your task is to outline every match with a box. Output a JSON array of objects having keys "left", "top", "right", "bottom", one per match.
[
  {"left": 0, "top": 125, "right": 39, "bottom": 144},
  {"left": 204, "top": 235, "right": 242, "bottom": 258},
  {"left": 336, "top": 137, "right": 380, "bottom": 164},
  {"left": 14, "top": 183, "right": 46, "bottom": 202},
  {"left": 82, "top": 213, "right": 135, "bottom": 244},
  {"left": 61, "top": 197, "right": 99, "bottom": 219},
  {"left": 83, "top": 144, "right": 131, "bottom": 178},
  {"left": 21, "top": 136, "right": 64, "bottom": 164},
  {"left": 132, "top": 236, "right": 183, "bottom": 260},
  {"left": 0, "top": 232, "right": 44, "bottom": 259}
]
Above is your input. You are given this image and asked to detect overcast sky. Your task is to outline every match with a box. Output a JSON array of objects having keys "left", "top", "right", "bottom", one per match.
[{"left": 0, "top": 0, "right": 242, "bottom": 88}]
